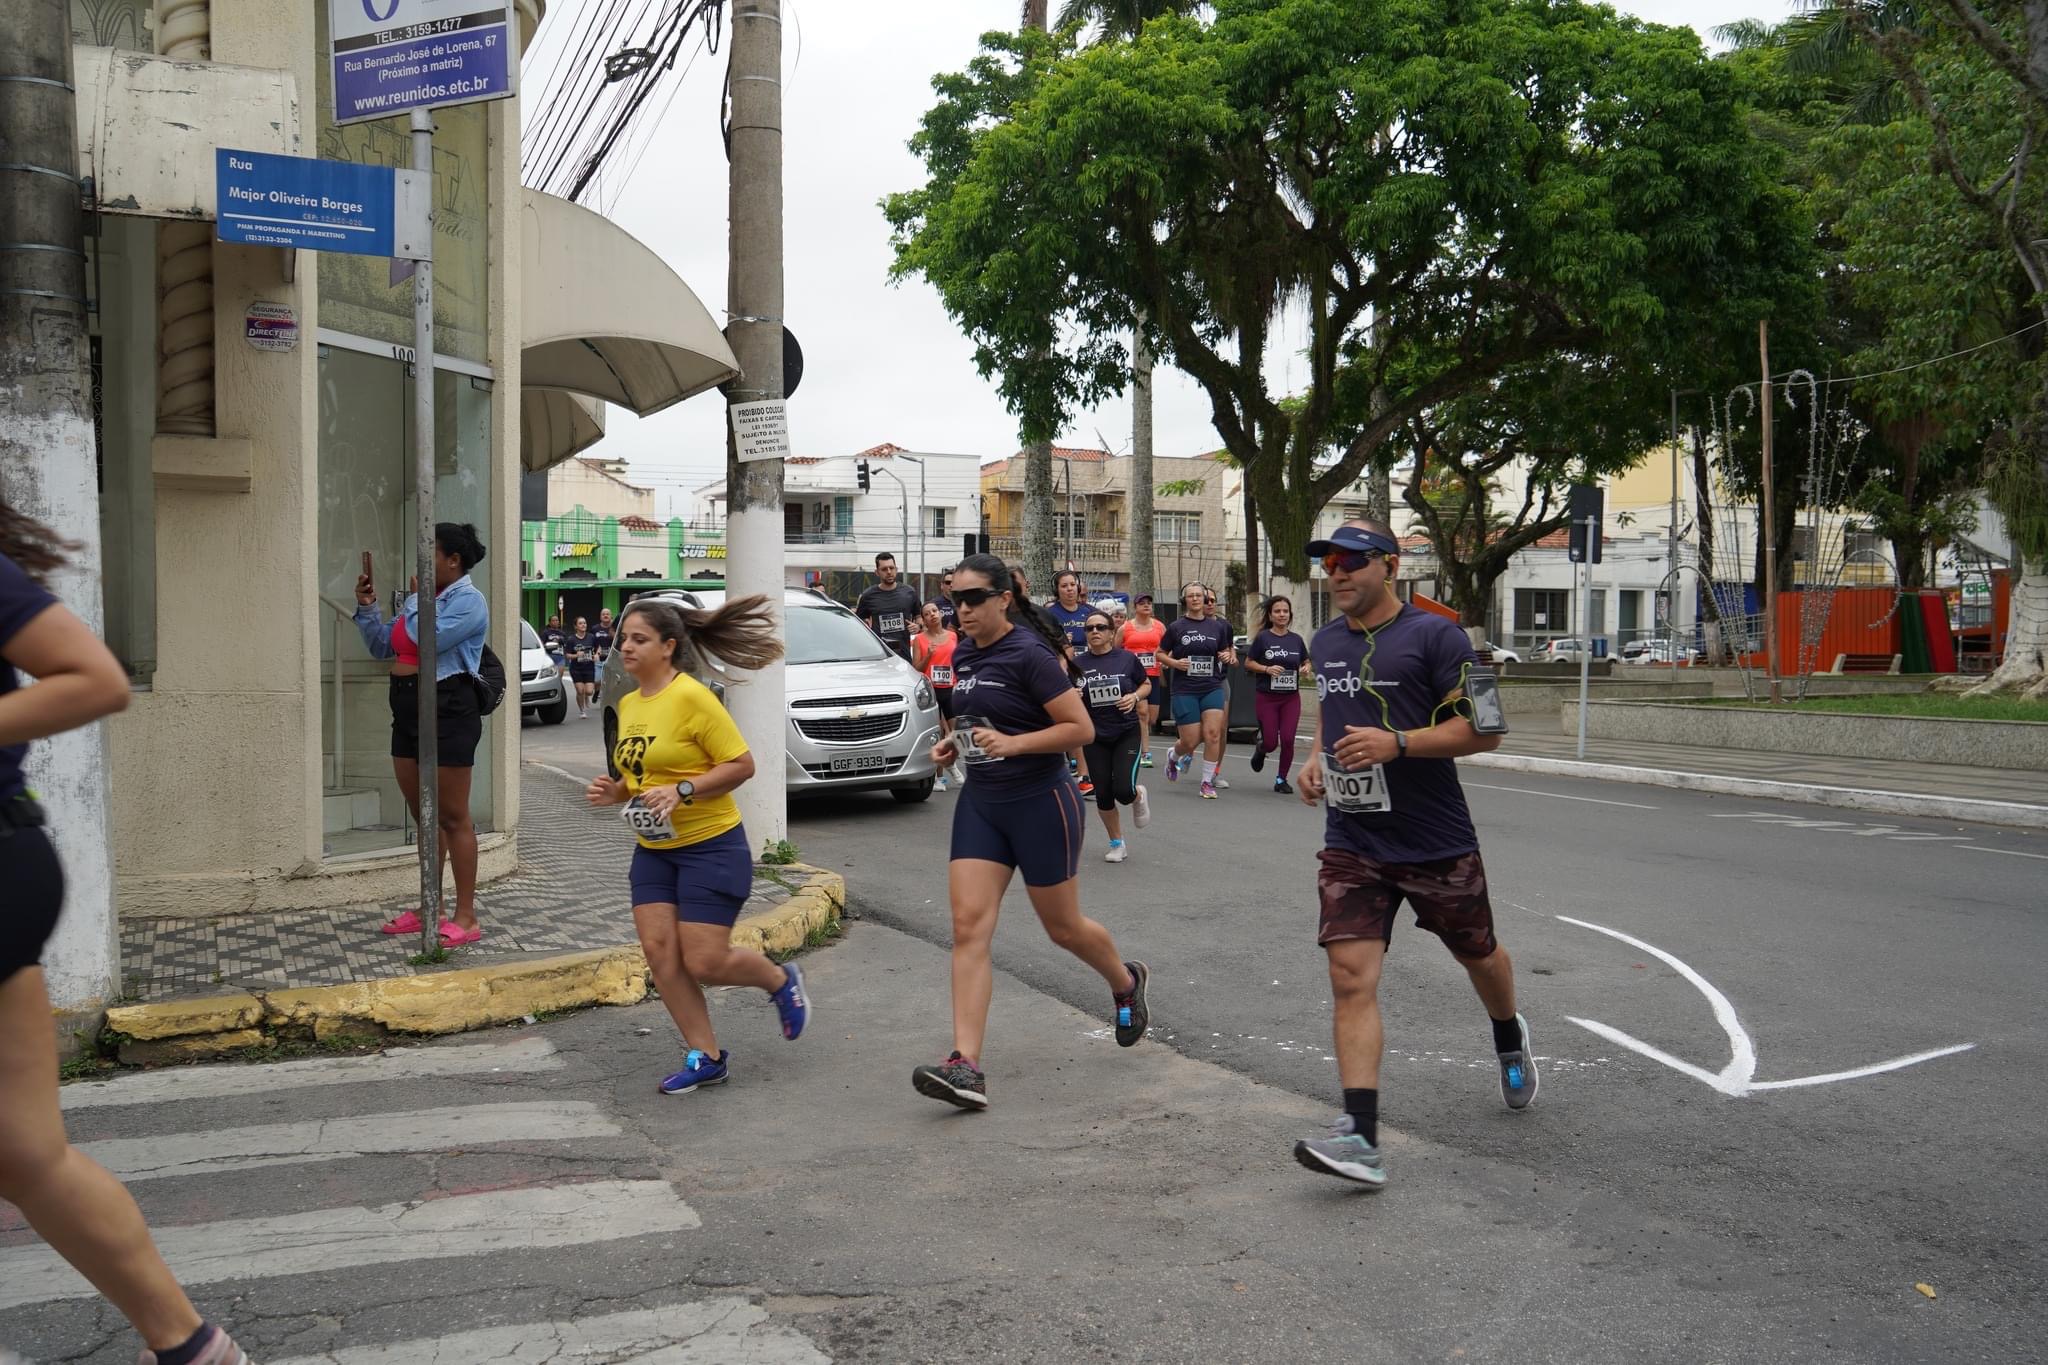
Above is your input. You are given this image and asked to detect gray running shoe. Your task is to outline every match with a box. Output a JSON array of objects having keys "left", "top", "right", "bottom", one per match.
[
  {"left": 912, "top": 1052, "right": 989, "bottom": 1109},
  {"left": 1113, "top": 961, "right": 1150, "bottom": 1046},
  {"left": 1498, "top": 1013, "right": 1538, "bottom": 1110},
  {"left": 1293, "top": 1114, "right": 1387, "bottom": 1187}
]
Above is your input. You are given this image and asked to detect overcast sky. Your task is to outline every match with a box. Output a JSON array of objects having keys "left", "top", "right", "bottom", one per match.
[{"left": 521, "top": 0, "right": 1784, "bottom": 518}]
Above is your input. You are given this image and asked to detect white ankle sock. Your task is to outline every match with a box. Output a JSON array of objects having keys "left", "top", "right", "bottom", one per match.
[{"left": 1202, "top": 760, "right": 1220, "bottom": 784}]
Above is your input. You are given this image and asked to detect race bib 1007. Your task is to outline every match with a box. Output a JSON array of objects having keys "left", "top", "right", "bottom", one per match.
[
  {"left": 1186, "top": 655, "right": 1216, "bottom": 679},
  {"left": 1270, "top": 670, "right": 1298, "bottom": 692},
  {"left": 1087, "top": 678, "right": 1123, "bottom": 706},
  {"left": 621, "top": 796, "right": 677, "bottom": 842},
  {"left": 1324, "top": 758, "right": 1392, "bottom": 815}
]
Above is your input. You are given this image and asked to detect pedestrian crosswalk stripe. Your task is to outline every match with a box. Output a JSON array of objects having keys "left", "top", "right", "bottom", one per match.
[
  {"left": 74, "top": 1102, "right": 618, "bottom": 1182},
  {"left": 0, "top": 1179, "right": 699, "bottom": 1312},
  {"left": 60, "top": 1037, "right": 563, "bottom": 1111},
  {"left": 266, "top": 1299, "right": 832, "bottom": 1364}
]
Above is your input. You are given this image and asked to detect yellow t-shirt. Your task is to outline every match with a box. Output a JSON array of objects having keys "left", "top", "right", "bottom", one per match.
[{"left": 612, "top": 672, "right": 749, "bottom": 850}]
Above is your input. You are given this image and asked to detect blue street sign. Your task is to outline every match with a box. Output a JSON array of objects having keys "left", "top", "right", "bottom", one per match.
[
  {"left": 215, "top": 149, "right": 399, "bottom": 257},
  {"left": 329, "top": 0, "right": 518, "bottom": 126}
]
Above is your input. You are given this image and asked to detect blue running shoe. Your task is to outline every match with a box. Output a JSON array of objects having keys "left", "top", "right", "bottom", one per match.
[
  {"left": 771, "top": 962, "right": 810, "bottom": 1041},
  {"left": 659, "top": 1048, "right": 729, "bottom": 1095},
  {"left": 1498, "top": 1013, "right": 1538, "bottom": 1109},
  {"left": 1293, "top": 1114, "right": 1387, "bottom": 1187},
  {"left": 1166, "top": 751, "right": 1185, "bottom": 782}
]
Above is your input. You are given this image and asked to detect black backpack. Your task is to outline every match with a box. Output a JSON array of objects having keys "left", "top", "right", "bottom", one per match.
[{"left": 472, "top": 644, "right": 508, "bottom": 716}]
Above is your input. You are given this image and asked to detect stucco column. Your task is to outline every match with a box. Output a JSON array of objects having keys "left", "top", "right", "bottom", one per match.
[{"left": 153, "top": 1, "right": 215, "bottom": 436}]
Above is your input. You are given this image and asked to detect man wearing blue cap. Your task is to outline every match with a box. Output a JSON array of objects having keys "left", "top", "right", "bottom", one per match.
[{"left": 1291, "top": 520, "right": 1537, "bottom": 1189}]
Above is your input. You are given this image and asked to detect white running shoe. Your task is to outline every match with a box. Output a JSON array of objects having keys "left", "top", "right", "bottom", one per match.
[
  {"left": 1133, "top": 785, "right": 1152, "bottom": 829},
  {"left": 1104, "top": 841, "right": 1129, "bottom": 863},
  {"left": 1215, "top": 774, "right": 1231, "bottom": 789}
]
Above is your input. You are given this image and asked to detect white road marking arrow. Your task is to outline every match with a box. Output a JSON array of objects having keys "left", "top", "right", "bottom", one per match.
[{"left": 1553, "top": 912, "right": 1976, "bottom": 1098}]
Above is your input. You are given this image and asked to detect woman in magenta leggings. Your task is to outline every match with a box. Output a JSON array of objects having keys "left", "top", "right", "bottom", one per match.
[{"left": 1245, "top": 595, "right": 1311, "bottom": 794}]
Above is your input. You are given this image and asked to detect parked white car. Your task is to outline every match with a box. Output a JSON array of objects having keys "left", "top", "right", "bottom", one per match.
[
  {"left": 1540, "top": 637, "right": 1589, "bottom": 663},
  {"left": 1483, "top": 640, "right": 1521, "bottom": 663},
  {"left": 519, "top": 620, "right": 570, "bottom": 725}
]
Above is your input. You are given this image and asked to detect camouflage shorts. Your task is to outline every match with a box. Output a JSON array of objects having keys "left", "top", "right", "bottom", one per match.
[{"left": 1315, "top": 847, "right": 1498, "bottom": 959}]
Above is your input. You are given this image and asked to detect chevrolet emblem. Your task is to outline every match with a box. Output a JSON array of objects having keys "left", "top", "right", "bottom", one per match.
[{"left": 842, "top": 707, "right": 866, "bottom": 720}]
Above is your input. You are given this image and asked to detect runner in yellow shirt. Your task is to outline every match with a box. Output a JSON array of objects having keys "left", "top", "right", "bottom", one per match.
[{"left": 585, "top": 596, "right": 809, "bottom": 1095}]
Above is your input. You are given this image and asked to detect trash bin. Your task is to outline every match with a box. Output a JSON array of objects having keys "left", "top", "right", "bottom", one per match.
[
  {"left": 1591, "top": 637, "right": 1609, "bottom": 659},
  {"left": 1226, "top": 637, "right": 1261, "bottom": 739}
]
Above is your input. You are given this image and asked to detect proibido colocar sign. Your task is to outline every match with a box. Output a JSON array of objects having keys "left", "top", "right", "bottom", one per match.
[{"left": 329, "top": 0, "right": 519, "bottom": 125}]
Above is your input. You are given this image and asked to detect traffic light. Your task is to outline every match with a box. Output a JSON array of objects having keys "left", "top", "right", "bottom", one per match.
[
  {"left": 1567, "top": 483, "right": 1604, "bottom": 564},
  {"left": 856, "top": 459, "right": 872, "bottom": 493}
]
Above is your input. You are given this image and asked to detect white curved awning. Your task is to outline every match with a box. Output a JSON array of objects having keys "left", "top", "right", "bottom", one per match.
[
  {"left": 520, "top": 390, "right": 606, "bottom": 472},
  {"left": 73, "top": 46, "right": 299, "bottom": 219},
  {"left": 521, "top": 188, "right": 739, "bottom": 420}
]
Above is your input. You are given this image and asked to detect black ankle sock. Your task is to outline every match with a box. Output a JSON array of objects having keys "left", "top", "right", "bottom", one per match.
[
  {"left": 1491, "top": 1013, "right": 1523, "bottom": 1054},
  {"left": 1342, "top": 1087, "right": 1378, "bottom": 1146},
  {"left": 153, "top": 1324, "right": 217, "bottom": 1365}
]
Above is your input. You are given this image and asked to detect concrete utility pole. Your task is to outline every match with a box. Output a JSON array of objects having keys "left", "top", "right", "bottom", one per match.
[
  {"left": 1130, "top": 324, "right": 1155, "bottom": 597},
  {"left": 0, "top": 0, "right": 119, "bottom": 1013},
  {"left": 725, "top": 0, "right": 789, "bottom": 848},
  {"left": 1019, "top": 0, "right": 1054, "bottom": 599}
]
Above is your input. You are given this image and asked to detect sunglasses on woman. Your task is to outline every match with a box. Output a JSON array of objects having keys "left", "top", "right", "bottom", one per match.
[
  {"left": 1085, "top": 622, "right": 1114, "bottom": 633},
  {"left": 952, "top": 586, "right": 1004, "bottom": 608}
]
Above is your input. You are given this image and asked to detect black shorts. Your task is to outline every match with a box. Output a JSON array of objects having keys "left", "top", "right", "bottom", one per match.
[
  {"left": 569, "top": 661, "right": 598, "bottom": 684},
  {"left": 934, "top": 687, "right": 955, "bottom": 720},
  {"left": 390, "top": 674, "right": 482, "bottom": 767},
  {"left": 0, "top": 819, "right": 64, "bottom": 985},
  {"left": 1315, "top": 846, "right": 1498, "bottom": 959},
  {"left": 950, "top": 780, "right": 1086, "bottom": 887}
]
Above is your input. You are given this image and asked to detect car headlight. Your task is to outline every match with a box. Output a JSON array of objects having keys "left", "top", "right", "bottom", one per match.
[
  {"left": 913, "top": 679, "right": 935, "bottom": 710},
  {"left": 538, "top": 665, "right": 556, "bottom": 680}
]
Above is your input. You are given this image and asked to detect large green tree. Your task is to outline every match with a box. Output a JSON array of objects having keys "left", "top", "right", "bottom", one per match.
[{"left": 886, "top": 0, "right": 1812, "bottom": 586}]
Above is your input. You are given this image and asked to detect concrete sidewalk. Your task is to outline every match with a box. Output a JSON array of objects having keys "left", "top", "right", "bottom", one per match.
[{"left": 100, "top": 765, "right": 842, "bottom": 1060}]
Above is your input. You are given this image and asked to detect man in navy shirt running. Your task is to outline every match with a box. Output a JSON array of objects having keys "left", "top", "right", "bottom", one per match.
[{"left": 1291, "top": 521, "right": 1536, "bottom": 1191}]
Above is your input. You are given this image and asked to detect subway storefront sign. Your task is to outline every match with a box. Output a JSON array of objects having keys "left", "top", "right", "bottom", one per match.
[{"left": 553, "top": 542, "right": 599, "bottom": 558}]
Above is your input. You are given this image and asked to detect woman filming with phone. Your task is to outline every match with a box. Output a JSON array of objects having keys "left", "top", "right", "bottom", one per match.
[{"left": 353, "top": 528, "right": 491, "bottom": 946}]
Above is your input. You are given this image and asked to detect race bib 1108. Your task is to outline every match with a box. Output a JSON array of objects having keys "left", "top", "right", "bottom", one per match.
[{"left": 879, "top": 613, "right": 906, "bottom": 636}]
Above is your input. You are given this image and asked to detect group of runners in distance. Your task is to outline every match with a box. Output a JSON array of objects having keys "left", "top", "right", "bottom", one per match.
[{"left": 0, "top": 500, "right": 1533, "bottom": 1360}]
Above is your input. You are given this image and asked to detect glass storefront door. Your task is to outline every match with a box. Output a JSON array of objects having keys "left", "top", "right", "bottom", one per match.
[{"left": 317, "top": 342, "right": 495, "bottom": 857}]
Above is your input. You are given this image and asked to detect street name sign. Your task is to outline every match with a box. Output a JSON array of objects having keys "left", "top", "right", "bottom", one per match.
[
  {"left": 215, "top": 149, "right": 429, "bottom": 259},
  {"left": 330, "top": 0, "right": 519, "bottom": 125}
]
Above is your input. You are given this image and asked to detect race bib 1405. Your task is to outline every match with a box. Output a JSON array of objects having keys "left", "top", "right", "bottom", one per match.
[{"left": 1270, "top": 670, "right": 1298, "bottom": 692}]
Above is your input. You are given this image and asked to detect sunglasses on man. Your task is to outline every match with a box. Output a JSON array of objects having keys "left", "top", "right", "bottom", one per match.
[{"left": 1322, "top": 549, "right": 1388, "bottom": 575}]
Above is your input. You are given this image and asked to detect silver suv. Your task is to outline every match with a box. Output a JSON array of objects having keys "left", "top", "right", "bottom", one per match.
[{"left": 600, "top": 587, "right": 944, "bottom": 803}]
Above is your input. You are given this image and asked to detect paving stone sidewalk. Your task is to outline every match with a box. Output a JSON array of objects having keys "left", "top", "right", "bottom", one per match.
[{"left": 116, "top": 765, "right": 795, "bottom": 1004}]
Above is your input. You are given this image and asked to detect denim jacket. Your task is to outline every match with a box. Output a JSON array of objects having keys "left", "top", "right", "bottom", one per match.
[{"left": 354, "top": 574, "right": 488, "bottom": 681}]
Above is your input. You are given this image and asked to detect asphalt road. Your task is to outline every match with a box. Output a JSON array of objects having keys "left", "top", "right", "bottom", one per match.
[
  {"left": 8, "top": 715, "right": 2022, "bottom": 1362},
  {"left": 771, "top": 732, "right": 2045, "bottom": 1362}
]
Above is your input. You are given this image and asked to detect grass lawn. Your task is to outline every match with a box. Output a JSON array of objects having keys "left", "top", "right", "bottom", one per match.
[{"left": 1702, "top": 692, "right": 2048, "bottom": 723}]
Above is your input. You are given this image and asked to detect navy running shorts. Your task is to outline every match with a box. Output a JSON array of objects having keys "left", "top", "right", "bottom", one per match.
[
  {"left": 950, "top": 778, "right": 1086, "bottom": 887},
  {"left": 629, "top": 824, "right": 754, "bottom": 926},
  {"left": 0, "top": 821, "right": 63, "bottom": 984},
  {"left": 1170, "top": 686, "right": 1227, "bottom": 726}
]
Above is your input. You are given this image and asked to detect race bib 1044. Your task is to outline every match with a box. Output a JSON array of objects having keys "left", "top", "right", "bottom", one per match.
[
  {"left": 1270, "top": 670, "right": 1298, "bottom": 692},
  {"left": 1087, "top": 678, "right": 1123, "bottom": 706},
  {"left": 1324, "top": 758, "right": 1392, "bottom": 815},
  {"left": 1186, "top": 655, "right": 1216, "bottom": 679},
  {"left": 621, "top": 796, "right": 677, "bottom": 842}
]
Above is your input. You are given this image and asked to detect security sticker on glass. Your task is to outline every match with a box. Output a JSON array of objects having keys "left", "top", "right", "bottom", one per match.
[
  {"left": 1323, "top": 752, "right": 1393, "bottom": 815},
  {"left": 1460, "top": 667, "right": 1509, "bottom": 735}
]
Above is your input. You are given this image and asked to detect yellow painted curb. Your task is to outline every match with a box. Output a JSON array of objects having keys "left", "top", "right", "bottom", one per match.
[{"left": 101, "top": 864, "right": 845, "bottom": 1057}]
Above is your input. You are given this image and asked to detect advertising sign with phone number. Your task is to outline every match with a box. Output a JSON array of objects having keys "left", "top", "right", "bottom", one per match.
[{"left": 329, "top": 0, "right": 518, "bottom": 125}]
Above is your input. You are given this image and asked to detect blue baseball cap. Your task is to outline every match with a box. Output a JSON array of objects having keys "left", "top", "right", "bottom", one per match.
[{"left": 1305, "top": 525, "right": 1400, "bottom": 558}]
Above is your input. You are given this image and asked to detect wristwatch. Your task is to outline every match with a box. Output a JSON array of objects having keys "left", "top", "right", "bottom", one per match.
[
  {"left": 674, "top": 781, "right": 696, "bottom": 806},
  {"left": 1394, "top": 730, "right": 1409, "bottom": 757}
]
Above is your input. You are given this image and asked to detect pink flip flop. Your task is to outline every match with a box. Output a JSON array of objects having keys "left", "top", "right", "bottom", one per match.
[
  {"left": 379, "top": 909, "right": 423, "bottom": 936},
  {"left": 438, "top": 920, "right": 483, "bottom": 946}
]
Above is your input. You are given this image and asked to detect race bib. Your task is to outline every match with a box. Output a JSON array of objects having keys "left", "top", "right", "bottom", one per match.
[
  {"left": 1186, "top": 655, "right": 1216, "bottom": 680},
  {"left": 1087, "top": 678, "right": 1123, "bottom": 706},
  {"left": 879, "top": 613, "right": 906, "bottom": 636},
  {"left": 953, "top": 715, "right": 1002, "bottom": 765},
  {"left": 1324, "top": 758, "right": 1393, "bottom": 815},
  {"left": 929, "top": 664, "right": 953, "bottom": 686},
  {"left": 1137, "top": 651, "right": 1156, "bottom": 671},
  {"left": 1270, "top": 670, "right": 1298, "bottom": 692},
  {"left": 620, "top": 796, "right": 677, "bottom": 842}
]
